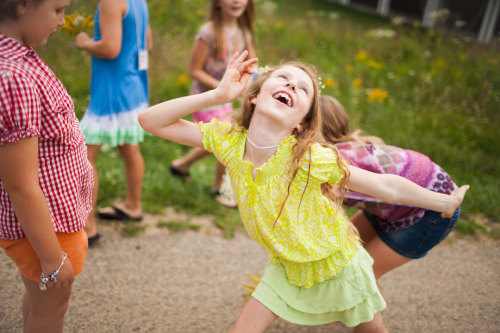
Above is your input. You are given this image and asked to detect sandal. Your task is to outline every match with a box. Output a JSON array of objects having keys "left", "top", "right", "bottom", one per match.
[
  {"left": 211, "top": 189, "right": 238, "bottom": 209},
  {"left": 216, "top": 194, "right": 238, "bottom": 209},
  {"left": 87, "top": 233, "right": 101, "bottom": 247},
  {"left": 97, "top": 205, "right": 143, "bottom": 222},
  {"left": 209, "top": 189, "right": 221, "bottom": 197},
  {"left": 169, "top": 164, "right": 190, "bottom": 181}
]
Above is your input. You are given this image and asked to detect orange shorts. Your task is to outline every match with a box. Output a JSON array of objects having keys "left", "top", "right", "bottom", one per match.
[{"left": 0, "top": 229, "right": 88, "bottom": 282}]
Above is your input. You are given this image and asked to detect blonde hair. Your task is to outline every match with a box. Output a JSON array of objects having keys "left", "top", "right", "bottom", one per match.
[
  {"left": 319, "top": 95, "right": 385, "bottom": 145},
  {"left": 232, "top": 63, "right": 357, "bottom": 242},
  {"left": 209, "top": 0, "right": 255, "bottom": 60}
]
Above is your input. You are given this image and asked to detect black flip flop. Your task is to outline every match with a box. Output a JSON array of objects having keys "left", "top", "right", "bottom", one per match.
[
  {"left": 88, "top": 233, "right": 101, "bottom": 247},
  {"left": 97, "top": 206, "right": 143, "bottom": 222},
  {"left": 169, "top": 164, "right": 190, "bottom": 181}
]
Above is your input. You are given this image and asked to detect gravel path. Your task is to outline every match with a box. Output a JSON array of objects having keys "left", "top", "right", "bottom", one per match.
[{"left": 1, "top": 208, "right": 499, "bottom": 332}]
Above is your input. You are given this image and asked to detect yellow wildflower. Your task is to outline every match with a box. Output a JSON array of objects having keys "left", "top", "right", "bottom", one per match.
[
  {"left": 353, "top": 78, "right": 362, "bottom": 87},
  {"left": 242, "top": 275, "right": 261, "bottom": 302},
  {"left": 274, "top": 21, "right": 285, "bottom": 31},
  {"left": 345, "top": 64, "right": 353, "bottom": 73},
  {"left": 60, "top": 12, "right": 93, "bottom": 37},
  {"left": 177, "top": 74, "right": 190, "bottom": 86},
  {"left": 324, "top": 78, "right": 335, "bottom": 89},
  {"left": 366, "top": 88, "right": 388, "bottom": 102},
  {"left": 435, "top": 58, "right": 446, "bottom": 68},
  {"left": 367, "top": 59, "right": 384, "bottom": 70},
  {"left": 356, "top": 50, "right": 368, "bottom": 62}
]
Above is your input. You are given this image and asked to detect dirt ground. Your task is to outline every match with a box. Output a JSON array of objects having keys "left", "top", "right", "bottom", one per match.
[{"left": 1, "top": 207, "right": 499, "bottom": 332}]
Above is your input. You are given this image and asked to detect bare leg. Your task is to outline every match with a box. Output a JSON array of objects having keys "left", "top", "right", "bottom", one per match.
[
  {"left": 22, "top": 291, "right": 29, "bottom": 327},
  {"left": 85, "top": 145, "right": 102, "bottom": 238},
  {"left": 212, "top": 160, "right": 226, "bottom": 192},
  {"left": 365, "top": 236, "right": 411, "bottom": 280},
  {"left": 171, "top": 147, "right": 210, "bottom": 174},
  {"left": 21, "top": 275, "right": 72, "bottom": 333},
  {"left": 228, "top": 298, "right": 278, "bottom": 333},
  {"left": 352, "top": 312, "right": 387, "bottom": 333},
  {"left": 351, "top": 211, "right": 377, "bottom": 244},
  {"left": 351, "top": 211, "right": 412, "bottom": 279},
  {"left": 116, "top": 144, "right": 144, "bottom": 216}
]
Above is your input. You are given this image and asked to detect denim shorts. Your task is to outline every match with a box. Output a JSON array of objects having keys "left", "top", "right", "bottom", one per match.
[{"left": 364, "top": 207, "right": 461, "bottom": 259}]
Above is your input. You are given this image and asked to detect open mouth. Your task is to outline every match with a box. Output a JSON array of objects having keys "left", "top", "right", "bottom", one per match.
[{"left": 272, "top": 91, "right": 293, "bottom": 107}]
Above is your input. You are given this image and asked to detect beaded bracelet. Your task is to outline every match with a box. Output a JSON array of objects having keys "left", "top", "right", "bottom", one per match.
[{"left": 39, "top": 252, "right": 68, "bottom": 291}]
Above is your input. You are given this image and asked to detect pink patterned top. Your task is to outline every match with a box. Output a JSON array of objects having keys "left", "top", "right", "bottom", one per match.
[
  {"left": 190, "top": 22, "right": 252, "bottom": 95},
  {"left": 337, "top": 142, "right": 456, "bottom": 231},
  {"left": 190, "top": 22, "right": 252, "bottom": 122}
]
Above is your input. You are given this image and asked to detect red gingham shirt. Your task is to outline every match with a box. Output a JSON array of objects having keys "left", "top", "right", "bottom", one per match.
[{"left": 0, "top": 33, "right": 93, "bottom": 240}]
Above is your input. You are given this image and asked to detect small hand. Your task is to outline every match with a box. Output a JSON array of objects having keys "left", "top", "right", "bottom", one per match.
[
  {"left": 41, "top": 257, "right": 74, "bottom": 290},
  {"left": 214, "top": 51, "right": 258, "bottom": 103},
  {"left": 442, "top": 185, "right": 470, "bottom": 218},
  {"left": 75, "top": 32, "right": 91, "bottom": 50}
]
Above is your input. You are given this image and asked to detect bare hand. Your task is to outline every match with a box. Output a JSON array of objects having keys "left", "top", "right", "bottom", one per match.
[
  {"left": 214, "top": 51, "right": 258, "bottom": 103},
  {"left": 75, "top": 32, "right": 92, "bottom": 50},
  {"left": 442, "top": 185, "right": 470, "bottom": 218}
]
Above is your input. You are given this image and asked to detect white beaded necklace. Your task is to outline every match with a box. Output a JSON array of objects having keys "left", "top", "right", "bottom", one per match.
[{"left": 246, "top": 136, "right": 281, "bottom": 150}]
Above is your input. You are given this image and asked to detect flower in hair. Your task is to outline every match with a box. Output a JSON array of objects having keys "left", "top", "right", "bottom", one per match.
[
  {"left": 256, "top": 66, "right": 272, "bottom": 75},
  {"left": 317, "top": 76, "right": 326, "bottom": 92}
]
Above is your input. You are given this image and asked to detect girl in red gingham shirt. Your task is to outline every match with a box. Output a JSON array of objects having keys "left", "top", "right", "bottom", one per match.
[{"left": 0, "top": 0, "right": 93, "bottom": 332}]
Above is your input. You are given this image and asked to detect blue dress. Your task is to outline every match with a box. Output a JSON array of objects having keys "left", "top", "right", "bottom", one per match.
[{"left": 79, "top": 0, "right": 149, "bottom": 146}]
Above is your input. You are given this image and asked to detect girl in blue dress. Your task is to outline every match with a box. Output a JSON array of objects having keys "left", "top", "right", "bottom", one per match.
[{"left": 75, "top": 0, "right": 153, "bottom": 245}]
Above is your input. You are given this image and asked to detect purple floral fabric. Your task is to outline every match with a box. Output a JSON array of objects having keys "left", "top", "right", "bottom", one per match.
[{"left": 337, "top": 142, "right": 456, "bottom": 231}]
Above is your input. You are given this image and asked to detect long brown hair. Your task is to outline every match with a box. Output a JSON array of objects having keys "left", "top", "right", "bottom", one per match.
[
  {"left": 232, "top": 63, "right": 356, "bottom": 241},
  {"left": 319, "top": 95, "right": 385, "bottom": 145},
  {"left": 209, "top": 0, "right": 256, "bottom": 60}
]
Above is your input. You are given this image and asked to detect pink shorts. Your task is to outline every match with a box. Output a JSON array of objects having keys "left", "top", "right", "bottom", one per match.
[
  {"left": 0, "top": 229, "right": 88, "bottom": 282},
  {"left": 193, "top": 103, "right": 232, "bottom": 123}
]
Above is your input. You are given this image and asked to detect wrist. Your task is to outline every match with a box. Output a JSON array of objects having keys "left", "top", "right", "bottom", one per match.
[
  {"left": 39, "top": 252, "right": 68, "bottom": 291},
  {"left": 212, "top": 86, "right": 235, "bottom": 105},
  {"left": 207, "top": 89, "right": 227, "bottom": 106},
  {"left": 41, "top": 252, "right": 66, "bottom": 272},
  {"left": 436, "top": 193, "right": 456, "bottom": 214}
]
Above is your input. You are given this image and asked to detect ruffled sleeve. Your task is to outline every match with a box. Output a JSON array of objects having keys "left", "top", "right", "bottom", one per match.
[
  {"left": 195, "top": 22, "right": 214, "bottom": 50},
  {"left": 0, "top": 70, "right": 41, "bottom": 145},
  {"left": 199, "top": 118, "right": 240, "bottom": 166},
  {"left": 300, "top": 144, "right": 345, "bottom": 185}
]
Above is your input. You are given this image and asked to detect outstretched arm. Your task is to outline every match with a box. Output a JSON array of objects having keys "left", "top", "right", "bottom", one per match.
[
  {"left": 139, "top": 51, "right": 258, "bottom": 147},
  {"left": 347, "top": 165, "right": 469, "bottom": 218}
]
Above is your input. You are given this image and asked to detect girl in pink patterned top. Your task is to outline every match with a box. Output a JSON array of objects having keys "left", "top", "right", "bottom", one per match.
[
  {"left": 0, "top": 1, "right": 93, "bottom": 332},
  {"left": 320, "top": 95, "right": 464, "bottom": 280},
  {"left": 169, "top": 0, "right": 256, "bottom": 208}
]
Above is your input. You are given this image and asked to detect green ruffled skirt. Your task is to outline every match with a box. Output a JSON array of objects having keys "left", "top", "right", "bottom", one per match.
[{"left": 252, "top": 246, "right": 385, "bottom": 327}]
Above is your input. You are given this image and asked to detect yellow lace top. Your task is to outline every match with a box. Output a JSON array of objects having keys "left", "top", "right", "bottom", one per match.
[{"left": 200, "top": 119, "right": 358, "bottom": 287}]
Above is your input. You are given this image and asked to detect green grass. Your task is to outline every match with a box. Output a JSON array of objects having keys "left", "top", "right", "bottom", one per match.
[
  {"left": 122, "top": 222, "right": 147, "bottom": 238},
  {"left": 38, "top": 0, "right": 500, "bottom": 236},
  {"left": 157, "top": 221, "right": 201, "bottom": 232}
]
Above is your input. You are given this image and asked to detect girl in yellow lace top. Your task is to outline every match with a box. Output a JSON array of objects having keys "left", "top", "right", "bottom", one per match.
[{"left": 139, "top": 51, "right": 469, "bottom": 332}]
